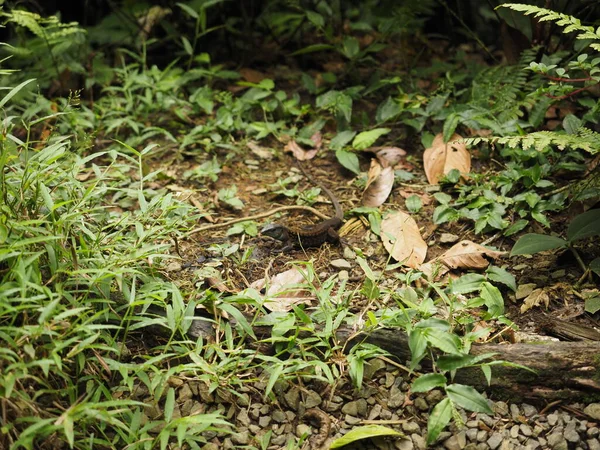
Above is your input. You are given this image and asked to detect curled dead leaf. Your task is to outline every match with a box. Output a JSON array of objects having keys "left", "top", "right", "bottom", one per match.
[
  {"left": 284, "top": 139, "right": 319, "bottom": 161},
  {"left": 423, "top": 133, "right": 471, "bottom": 185},
  {"left": 250, "top": 267, "right": 312, "bottom": 312},
  {"left": 370, "top": 146, "right": 407, "bottom": 168},
  {"left": 380, "top": 211, "right": 427, "bottom": 268},
  {"left": 362, "top": 160, "right": 394, "bottom": 207},
  {"left": 521, "top": 288, "right": 550, "bottom": 314}
]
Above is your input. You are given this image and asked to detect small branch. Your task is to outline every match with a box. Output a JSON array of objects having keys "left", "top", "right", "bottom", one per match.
[{"left": 187, "top": 205, "right": 330, "bottom": 236}]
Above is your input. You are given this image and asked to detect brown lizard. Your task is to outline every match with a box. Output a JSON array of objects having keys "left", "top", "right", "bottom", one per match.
[{"left": 261, "top": 162, "right": 343, "bottom": 251}]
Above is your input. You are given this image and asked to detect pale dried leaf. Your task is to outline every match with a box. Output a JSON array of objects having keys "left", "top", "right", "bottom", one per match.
[
  {"left": 423, "top": 133, "right": 471, "bottom": 184},
  {"left": 362, "top": 160, "right": 394, "bottom": 207},
  {"left": 247, "top": 141, "right": 273, "bottom": 160},
  {"left": 311, "top": 131, "right": 323, "bottom": 151},
  {"left": 434, "top": 240, "right": 506, "bottom": 270},
  {"left": 521, "top": 288, "right": 550, "bottom": 313},
  {"left": 284, "top": 140, "right": 318, "bottom": 161},
  {"left": 380, "top": 211, "right": 427, "bottom": 268},
  {"left": 239, "top": 68, "right": 266, "bottom": 84},
  {"left": 250, "top": 267, "right": 312, "bottom": 312},
  {"left": 371, "top": 146, "right": 407, "bottom": 168}
]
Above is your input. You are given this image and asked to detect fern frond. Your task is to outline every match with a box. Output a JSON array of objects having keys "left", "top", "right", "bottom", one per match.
[
  {"left": 500, "top": 3, "right": 600, "bottom": 51},
  {"left": 465, "top": 127, "right": 600, "bottom": 154}
]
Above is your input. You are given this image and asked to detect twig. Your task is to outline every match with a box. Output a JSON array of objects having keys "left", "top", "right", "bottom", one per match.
[{"left": 187, "top": 205, "right": 330, "bottom": 236}]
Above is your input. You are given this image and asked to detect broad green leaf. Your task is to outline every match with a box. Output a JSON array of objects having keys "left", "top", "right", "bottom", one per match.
[
  {"left": 480, "top": 282, "right": 504, "bottom": 317},
  {"left": 450, "top": 274, "right": 486, "bottom": 294},
  {"left": 330, "top": 425, "right": 403, "bottom": 448},
  {"left": 443, "top": 113, "right": 460, "bottom": 143},
  {"left": 510, "top": 233, "right": 567, "bottom": 256},
  {"left": 305, "top": 10, "right": 324, "bottom": 28},
  {"left": 164, "top": 387, "right": 175, "bottom": 422},
  {"left": 409, "top": 328, "right": 427, "bottom": 369},
  {"left": 425, "top": 329, "right": 461, "bottom": 354},
  {"left": 336, "top": 149, "right": 360, "bottom": 175},
  {"left": 567, "top": 209, "right": 600, "bottom": 242},
  {"left": 436, "top": 352, "right": 497, "bottom": 371},
  {"left": 446, "top": 384, "right": 493, "bottom": 413},
  {"left": 218, "top": 303, "right": 256, "bottom": 339},
  {"left": 405, "top": 195, "right": 422, "bottom": 213},
  {"left": 486, "top": 266, "right": 517, "bottom": 292},
  {"left": 341, "top": 36, "right": 360, "bottom": 59},
  {"left": 0, "top": 78, "right": 35, "bottom": 108},
  {"left": 427, "top": 398, "right": 453, "bottom": 444},
  {"left": 563, "top": 114, "right": 582, "bottom": 134},
  {"left": 290, "top": 43, "right": 335, "bottom": 56},
  {"left": 376, "top": 97, "right": 402, "bottom": 124},
  {"left": 590, "top": 257, "right": 600, "bottom": 276},
  {"left": 352, "top": 128, "right": 391, "bottom": 150},
  {"left": 330, "top": 130, "right": 356, "bottom": 150},
  {"left": 585, "top": 296, "right": 600, "bottom": 314},
  {"left": 412, "top": 373, "right": 447, "bottom": 393}
]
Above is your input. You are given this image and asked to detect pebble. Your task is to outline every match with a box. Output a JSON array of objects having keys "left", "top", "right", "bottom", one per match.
[
  {"left": 585, "top": 404, "right": 600, "bottom": 420},
  {"left": 402, "top": 421, "right": 421, "bottom": 434},
  {"left": 487, "top": 432, "right": 503, "bottom": 449},
  {"left": 411, "top": 433, "right": 427, "bottom": 450},
  {"left": 304, "top": 390, "right": 322, "bottom": 408},
  {"left": 396, "top": 438, "right": 415, "bottom": 450},
  {"left": 589, "top": 438, "right": 600, "bottom": 450},
  {"left": 284, "top": 387, "right": 300, "bottom": 410},
  {"left": 444, "top": 431, "right": 466, "bottom": 449},
  {"left": 387, "top": 383, "right": 405, "bottom": 408},
  {"left": 237, "top": 409, "right": 251, "bottom": 426},
  {"left": 440, "top": 233, "right": 460, "bottom": 243},
  {"left": 330, "top": 258, "right": 352, "bottom": 270}
]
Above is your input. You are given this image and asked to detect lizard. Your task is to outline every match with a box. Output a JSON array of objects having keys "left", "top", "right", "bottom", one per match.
[{"left": 260, "top": 162, "right": 343, "bottom": 251}]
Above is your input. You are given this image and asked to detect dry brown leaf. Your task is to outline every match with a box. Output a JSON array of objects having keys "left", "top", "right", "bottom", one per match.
[
  {"left": 370, "top": 146, "right": 407, "bottom": 168},
  {"left": 247, "top": 141, "right": 273, "bottom": 160},
  {"left": 311, "top": 131, "right": 323, "bottom": 151},
  {"left": 362, "top": 160, "right": 394, "bottom": 207},
  {"left": 239, "top": 68, "right": 266, "bottom": 84},
  {"left": 250, "top": 267, "right": 312, "bottom": 312},
  {"left": 284, "top": 139, "right": 319, "bottom": 161},
  {"left": 433, "top": 240, "right": 505, "bottom": 270},
  {"left": 423, "top": 133, "right": 471, "bottom": 185},
  {"left": 380, "top": 211, "right": 427, "bottom": 268},
  {"left": 521, "top": 288, "right": 550, "bottom": 313}
]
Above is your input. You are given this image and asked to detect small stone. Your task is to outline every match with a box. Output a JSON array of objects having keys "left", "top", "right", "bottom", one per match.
[
  {"left": 516, "top": 283, "right": 537, "bottom": 300},
  {"left": 585, "top": 404, "right": 600, "bottom": 421},
  {"left": 513, "top": 264, "right": 530, "bottom": 271},
  {"left": 342, "top": 399, "right": 368, "bottom": 417},
  {"left": 494, "top": 401, "right": 509, "bottom": 417},
  {"left": 588, "top": 427, "right": 599, "bottom": 437},
  {"left": 466, "top": 428, "right": 478, "bottom": 441},
  {"left": 345, "top": 414, "right": 362, "bottom": 425},
  {"left": 177, "top": 384, "right": 194, "bottom": 402},
  {"left": 510, "top": 403, "right": 521, "bottom": 419},
  {"left": 551, "top": 269, "right": 566, "bottom": 279},
  {"left": 476, "top": 431, "right": 487, "bottom": 442},
  {"left": 444, "top": 431, "right": 467, "bottom": 450},
  {"left": 249, "top": 424, "right": 261, "bottom": 434},
  {"left": 272, "top": 410, "right": 287, "bottom": 423},
  {"left": 588, "top": 438, "right": 600, "bottom": 450},
  {"left": 368, "top": 404, "right": 382, "bottom": 420},
  {"left": 477, "top": 414, "right": 496, "bottom": 428},
  {"left": 402, "top": 421, "right": 421, "bottom": 434},
  {"left": 198, "top": 383, "right": 215, "bottom": 403},
  {"left": 330, "top": 258, "right": 352, "bottom": 270},
  {"left": 258, "top": 416, "right": 271, "bottom": 427},
  {"left": 384, "top": 373, "right": 396, "bottom": 388},
  {"left": 564, "top": 427, "right": 581, "bottom": 443},
  {"left": 548, "top": 413, "right": 560, "bottom": 426},
  {"left": 231, "top": 430, "right": 249, "bottom": 445},
  {"left": 487, "top": 432, "right": 503, "bottom": 450},
  {"left": 202, "top": 444, "right": 220, "bottom": 450},
  {"left": 522, "top": 404, "right": 538, "bottom": 417},
  {"left": 236, "top": 393, "right": 250, "bottom": 407},
  {"left": 546, "top": 432, "right": 567, "bottom": 449},
  {"left": 395, "top": 438, "right": 415, "bottom": 450},
  {"left": 510, "top": 425, "right": 520, "bottom": 438},
  {"left": 180, "top": 399, "right": 193, "bottom": 416},
  {"left": 364, "top": 358, "right": 387, "bottom": 379},
  {"left": 304, "top": 390, "right": 322, "bottom": 408},
  {"left": 343, "top": 246, "right": 356, "bottom": 260},
  {"left": 387, "top": 384, "right": 405, "bottom": 408},
  {"left": 271, "top": 434, "right": 287, "bottom": 446},
  {"left": 440, "top": 233, "right": 460, "bottom": 243},
  {"left": 466, "top": 420, "right": 479, "bottom": 428},
  {"left": 425, "top": 390, "right": 445, "bottom": 404},
  {"left": 296, "top": 423, "right": 311, "bottom": 438},
  {"left": 284, "top": 387, "right": 300, "bottom": 410},
  {"left": 412, "top": 433, "right": 427, "bottom": 450},
  {"left": 414, "top": 397, "right": 429, "bottom": 411},
  {"left": 520, "top": 424, "right": 533, "bottom": 437}
]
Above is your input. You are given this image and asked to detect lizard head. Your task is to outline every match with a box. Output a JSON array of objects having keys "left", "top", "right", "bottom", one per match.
[{"left": 260, "top": 223, "right": 290, "bottom": 242}]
